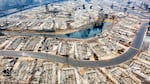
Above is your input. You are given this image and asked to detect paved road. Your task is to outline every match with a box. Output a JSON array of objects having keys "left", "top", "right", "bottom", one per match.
[
  {"left": 0, "top": 48, "right": 138, "bottom": 67},
  {"left": 1, "top": 31, "right": 60, "bottom": 38},
  {"left": 142, "top": 36, "right": 150, "bottom": 51},
  {"left": 0, "top": 22, "right": 148, "bottom": 67},
  {"left": 127, "top": 9, "right": 150, "bottom": 19},
  {"left": 131, "top": 23, "right": 148, "bottom": 49},
  {"left": 141, "top": 41, "right": 150, "bottom": 51}
]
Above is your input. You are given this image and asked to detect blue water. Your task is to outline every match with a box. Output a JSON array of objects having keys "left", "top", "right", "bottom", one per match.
[
  {"left": 0, "top": 0, "right": 111, "bottom": 39},
  {"left": 59, "top": 22, "right": 111, "bottom": 39},
  {"left": 0, "top": 0, "right": 65, "bottom": 17}
]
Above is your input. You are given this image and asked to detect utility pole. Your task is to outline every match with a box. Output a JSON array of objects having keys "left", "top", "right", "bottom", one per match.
[
  {"left": 52, "top": 19, "right": 56, "bottom": 31},
  {"left": 45, "top": 4, "right": 49, "bottom": 13}
]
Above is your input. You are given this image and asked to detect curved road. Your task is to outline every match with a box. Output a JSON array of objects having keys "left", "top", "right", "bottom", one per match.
[{"left": 0, "top": 22, "right": 148, "bottom": 67}]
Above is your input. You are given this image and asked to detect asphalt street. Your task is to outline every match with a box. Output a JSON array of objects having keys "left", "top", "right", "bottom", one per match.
[
  {"left": 131, "top": 23, "right": 148, "bottom": 49},
  {"left": 0, "top": 22, "right": 148, "bottom": 67}
]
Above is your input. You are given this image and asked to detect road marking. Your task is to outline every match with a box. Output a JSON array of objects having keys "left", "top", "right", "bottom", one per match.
[{"left": 130, "top": 47, "right": 139, "bottom": 51}]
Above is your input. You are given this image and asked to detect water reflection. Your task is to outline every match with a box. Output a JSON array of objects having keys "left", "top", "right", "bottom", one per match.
[
  {"left": 60, "top": 22, "right": 110, "bottom": 39},
  {"left": 0, "top": 0, "right": 65, "bottom": 17}
]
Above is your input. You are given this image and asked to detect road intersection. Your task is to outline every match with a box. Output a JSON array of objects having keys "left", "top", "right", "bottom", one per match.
[{"left": 0, "top": 22, "right": 148, "bottom": 67}]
